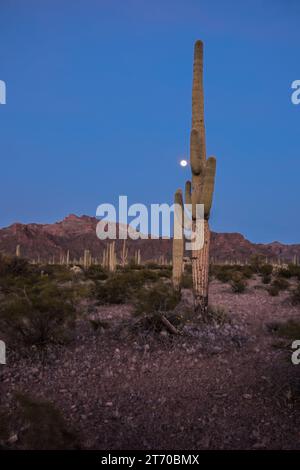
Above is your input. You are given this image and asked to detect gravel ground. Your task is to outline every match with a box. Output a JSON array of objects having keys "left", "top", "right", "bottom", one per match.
[{"left": 1, "top": 278, "right": 300, "bottom": 450}]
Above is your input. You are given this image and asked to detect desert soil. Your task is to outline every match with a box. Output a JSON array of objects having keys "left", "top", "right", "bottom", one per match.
[{"left": 1, "top": 278, "right": 300, "bottom": 450}]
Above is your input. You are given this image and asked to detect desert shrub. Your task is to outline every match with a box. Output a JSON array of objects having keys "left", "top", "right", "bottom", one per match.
[
  {"left": 290, "top": 283, "right": 300, "bottom": 305},
  {"left": 239, "top": 265, "right": 253, "bottom": 279},
  {"left": 272, "top": 277, "right": 290, "bottom": 291},
  {"left": 230, "top": 274, "right": 247, "bottom": 293},
  {"left": 277, "top": 267, "right": 292, "bottom": 279},
  {"left": 85, "top": 265, "right": 108, "bottom": 280},
  {"left": 259, "top": 264, "right": 273, "bottom": 276},
  {"left": 15, "top": 393, "right": 79, "bottom": 450},
  {"left": 95, "top": 269, "right": 163, "bottom": 304},
  {"left": 249, "top": 254, "right": 265, "bottom": 273},
  {"left": 0, "top": 255, "right": 29, "bottom": 277},
  {"left": 131, "top": 284, "right": 182, "bottom": 333},
  {"left": 262, "top": 274, "right": 272, "bottom": 284},
  {"left": 144, "top": 262, "right": 160, "bottom": 269},
  {"left": 206, "top": 305, "right": 229, "bottom": 325},
  {"left": 213, "top": 266, "right": 234, "bottom": 283},
  {"left": 277, "top": 264, "right": 300, "bottom": 280},
  {"left": 181, "top": 273, "right": 193, "bottom": 288},
  {"left": 268, "top": 285, "right": 280, "bottom": 296},
  {"left": 0, "top": 283, "right": 75, "bottom": 347},
  {"left": 268, "top": 320, "right": 300, "bottom": 340},
  {"left": 38, "top": 264, "right": 75, "bottom": 282}
]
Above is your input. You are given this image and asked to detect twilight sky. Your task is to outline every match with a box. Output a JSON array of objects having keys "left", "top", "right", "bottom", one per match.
[{"left": 0, "top": 0, "right": 299, "bottom": 243}]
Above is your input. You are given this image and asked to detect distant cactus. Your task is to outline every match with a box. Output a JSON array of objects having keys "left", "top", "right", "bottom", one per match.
[
  {"left": 120, "top": 240, "right": 128, "bottom": 267},
  {"left": 83, "top": 249, "right": 92, "bottom": 269},
  {"left": 173, "top": 40, "right": 216, "bottom": 318},
  {"left": 16, "top": 244, "right": 21, "bottom": 257},
  {"left": 172, "top": 189, "right": 184, "bottom": 289},
  {"left": 134, "top": 249, "right": 141, "bottom": 266},
  {"left": 102, "top": 242, "right": 117, "bottom": 271}
]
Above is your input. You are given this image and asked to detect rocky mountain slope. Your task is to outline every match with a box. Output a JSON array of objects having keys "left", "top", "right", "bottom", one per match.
[{"left": 0, "top": 214, "right": 299, "bottom": 264}]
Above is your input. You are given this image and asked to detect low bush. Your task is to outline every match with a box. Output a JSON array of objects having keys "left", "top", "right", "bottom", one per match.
[
  {"left": 262, "top": 274, "right": 272, "bottom": 284},
  {"left": 268, "top": 319, "right": 300, "bottom": 340},
  {"left": 85, "top": 265, "right": 108, "bottom": 280},
  {"left": 230, "top": 274, "right": 247, "bottom": 293},
  {"left": 95, "top": 269, "right": 163, "bottom": 304},
  {"left": 0, "top": 282, "right": 75, "bottom": 347},
  {"left": 290, "top": 283, "right": 300, "bottom": 305},
  {"left": 131, "top": 284, "right": 182, "bottom": 333},
  {"left": 272, "top": 277, "right": 290, "bottom": 291}
]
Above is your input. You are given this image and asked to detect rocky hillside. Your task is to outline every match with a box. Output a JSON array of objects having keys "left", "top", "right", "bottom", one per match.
[{"left": 0, "top": 214, "right": 299, "bottom": 264}]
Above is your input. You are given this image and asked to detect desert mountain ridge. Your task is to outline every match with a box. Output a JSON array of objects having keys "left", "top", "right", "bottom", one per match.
[{"left": 0, "top": 214, "right": 299, "bottom": 264}]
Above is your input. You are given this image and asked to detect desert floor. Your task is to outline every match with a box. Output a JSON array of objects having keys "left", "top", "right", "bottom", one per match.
[{"left": 2, "top": 277, "right": 300, "bottom": 450}]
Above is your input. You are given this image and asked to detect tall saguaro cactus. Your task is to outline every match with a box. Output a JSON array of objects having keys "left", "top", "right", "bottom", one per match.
[
  {"left": 188, "top": 40, "right": 216, "bottom": 317},
  {"left": 172, "top": 40, "right": 216, "bottom": 317}
]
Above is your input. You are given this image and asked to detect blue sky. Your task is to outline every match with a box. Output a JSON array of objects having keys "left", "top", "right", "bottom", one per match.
[{"left": 0, "top": 0, "right": 299, "bottom": 243}]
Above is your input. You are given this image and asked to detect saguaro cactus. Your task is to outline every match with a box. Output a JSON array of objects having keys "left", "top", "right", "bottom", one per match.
[
  {"left": 172, "top": 189, "right": 184, "bottom": 289},
  {"left": 173, "top": 40, "right": 216, "bottom": 318},
  {"left": 188, "top": 40, "right": 216, "bottom": 317}
]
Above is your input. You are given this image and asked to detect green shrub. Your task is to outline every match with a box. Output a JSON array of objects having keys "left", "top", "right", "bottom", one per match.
[
  {"left": 95, "top": 269, "right": 162, "bottom": 304},
  {"left": 272, "top": 277, "right": 290, "bottom": 291},
  {"left": 131, "top": 284, "right": 182, "bottom": 333},
  {"left": 268, "top": 319, "right": 300, "bottom": 339},
  {"left": 249, "top": 254, "right": 265, "bottom": 273},
  {"left": 230, "top": 274, "right": 247, "bottom": 293},
  {"left": 268, "top": 285, "right": 280, "bottom": 296},
  {"left": 262, "top": 274, "right": 271, "bottom": 284},
  {"left": 0, "top": 255, "right": 29, "bottom": 277},
  {"left": 0, "top": 283, "right": 75, "bottom": 347},
  {"left": 277, "top": 264, "right": 300, "bottom": 280},
  {"left": 259, "top": 264, "right": 273, "bottom": 276},
  {"left": 290, "top": 283, "right": 300, "bottom": 305},
  {"left": 85, "top": 265, "right": 108, "bottom": 280},
  {"left": 206, "top": 305, "right": 229, "bottom": 325}
]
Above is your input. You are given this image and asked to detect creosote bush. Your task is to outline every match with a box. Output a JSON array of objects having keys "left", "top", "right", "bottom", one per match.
[
  {"left": 205, "top": 305, "right": 229, "bottom": 325},
  {"left": 230, "top": 274, "right": 247, "bottom": 293},
  {"left": 0, "top": 282, "right": 75, "bottom": 347},
  {"left": 131, "top": 284, "right": 182, "bottom": 333},
  {"left": 95, "top": 269, "right": 164, "bottom": 304},
  {"left": 290, "top": 283, "right": 300, "bottom": 305},
  {"left": 268, "top": 319, "right": 300, "bottom": 340}
]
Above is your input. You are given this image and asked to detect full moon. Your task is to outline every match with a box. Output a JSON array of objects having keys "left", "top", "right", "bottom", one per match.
[{"left": 180, "top": 159, "right": 188, "bottom": 167}]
